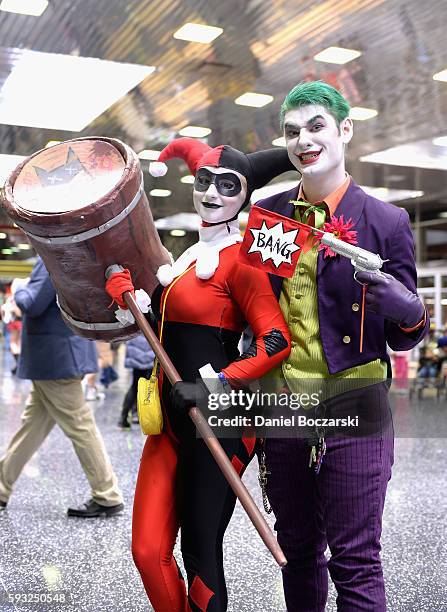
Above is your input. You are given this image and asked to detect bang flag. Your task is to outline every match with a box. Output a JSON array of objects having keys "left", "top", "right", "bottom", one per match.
[{"left": 239, "top": 206, "right": 314, "bottom": 277}]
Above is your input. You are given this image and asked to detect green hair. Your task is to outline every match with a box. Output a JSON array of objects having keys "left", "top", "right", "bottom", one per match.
[{"left": 279, "top": 81, "right": 350, "bottom": 129}]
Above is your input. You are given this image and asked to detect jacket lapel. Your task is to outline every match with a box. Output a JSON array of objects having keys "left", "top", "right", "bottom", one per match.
[
  {"left": 273, "top": 185, "right": 299, "bottom": 218},
  {"left": 317, "top": 179, "right": 366, "bottom": 277},
  {"left": 331, "top": 178, "right": 366, "bottom": 228}
]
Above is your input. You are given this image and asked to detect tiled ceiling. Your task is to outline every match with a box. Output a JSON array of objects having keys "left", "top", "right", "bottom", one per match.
[{"left": 0, "top": 0, "right": 446, "bottom": 230}]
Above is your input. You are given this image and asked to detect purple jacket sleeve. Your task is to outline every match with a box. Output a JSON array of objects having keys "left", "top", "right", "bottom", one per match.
[{"left": 384, "top": 209, "right": 429, "bottom": 350}]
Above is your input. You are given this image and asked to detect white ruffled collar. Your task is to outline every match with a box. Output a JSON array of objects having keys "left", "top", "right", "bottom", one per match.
[{"left": 156, "top": 219, "right": 242, "bottom": 286}]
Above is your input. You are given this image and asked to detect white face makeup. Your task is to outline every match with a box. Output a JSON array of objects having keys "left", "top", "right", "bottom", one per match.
[
  {"left": 283, "top": 105, "right": 353, "bottom": 181},
  {"left": 192, "top": 165, "right": 247, "bottom": 224}
]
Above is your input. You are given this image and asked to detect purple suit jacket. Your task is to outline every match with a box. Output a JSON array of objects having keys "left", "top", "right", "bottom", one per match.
[{"left": 255, "top": 179, "right": 429, "bottom": 374}]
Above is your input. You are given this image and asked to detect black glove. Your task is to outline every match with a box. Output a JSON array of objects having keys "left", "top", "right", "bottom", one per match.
[
  {"left": 170, "top": 380, "right": 209, "bottom": 415},
  {"left": 355, "top": 271, "right": 425, "bottom": 328}
]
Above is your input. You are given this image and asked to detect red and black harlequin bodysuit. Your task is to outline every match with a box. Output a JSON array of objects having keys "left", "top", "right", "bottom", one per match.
[{"left": 132, "top": 242, "right": 290, "bottom": 612}]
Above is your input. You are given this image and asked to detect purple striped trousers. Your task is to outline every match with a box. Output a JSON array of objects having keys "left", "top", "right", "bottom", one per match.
[{"left": 265, "top": 389, "right": 394, "bottom": 611}]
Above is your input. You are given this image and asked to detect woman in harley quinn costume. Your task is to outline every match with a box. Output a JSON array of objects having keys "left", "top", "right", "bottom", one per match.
[{"left": 106, "top": 138, "right": 294, "bottom": 612}]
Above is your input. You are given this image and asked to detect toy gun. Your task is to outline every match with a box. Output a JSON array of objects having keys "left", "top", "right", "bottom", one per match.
[{"left": 312, "top": 229, "right": 386, "bottom": 276}]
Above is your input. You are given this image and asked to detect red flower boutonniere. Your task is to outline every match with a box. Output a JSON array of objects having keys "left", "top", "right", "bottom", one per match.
[{"left": 318, "top": 215, "right": 358, "bottom": 258}]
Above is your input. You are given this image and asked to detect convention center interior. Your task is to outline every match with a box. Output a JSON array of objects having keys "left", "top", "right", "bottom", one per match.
[{"left": 0, "top": 1, "right": 446, "bottom": 611}]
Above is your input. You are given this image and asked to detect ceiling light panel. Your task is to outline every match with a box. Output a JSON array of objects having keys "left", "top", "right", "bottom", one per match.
[
  {"left": 180, "top": 175, "right": 195, "bottom": 184},
  {"left": 272, "top": 137, "right": 286, "bottom": 147},
  {"left": 138, "top": 149, "right": 161, "bottom": 160},
  {"left": 433, "top": 69, "right": 447, "bottom": 82},
  {"left": 360, "top": 139, "right": 447, "bottom": 170},
  {"left": 313, "top": 46, "right": 361, "bottom": 64},
  {"left": 234, "top": 93, "right": 274, "bottom": 108},
  {"left": 173, "top": 23, "right": 223, "bottom": 44},
  {"left": 150, "top": 189, "right": 171, "bottom": 197},
  {"left": 252, "top": 180, "right": 298, "bottom": 202},
  {"left": 360, "top": 186, "right": 424, "bottom": 202},
  {"left": 178, "top": 126, "right": 211, "bottom": 138},
  {"left": 0, "top": 153, "right": 26, "bottom": 184},
  {"left": 0, "top": 0, "right": 48, "bottom": 16},
  {"left": 0, "top": 49, "right": 155, "bottom": 131},
  {"left": 251, "top": 182, "right": 422, "bottom": 205},
  {"left": 350, "top": 107, "right": 378, "bottom": 120},
  {"left": 155, "top": 213, "right": 201, "bottom": 231}
]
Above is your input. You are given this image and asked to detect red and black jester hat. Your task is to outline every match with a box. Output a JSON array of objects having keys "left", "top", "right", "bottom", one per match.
[{"left": 149, "top": 137, "right": 296, "bottom": 210}]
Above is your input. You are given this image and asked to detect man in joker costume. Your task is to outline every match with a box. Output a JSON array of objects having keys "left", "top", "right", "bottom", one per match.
[
  {"left": 106, "top": 138, "right": 294, "bottom": 611},
  {"left": 253, "top": 81, "right": 428, "bottom": 611}
]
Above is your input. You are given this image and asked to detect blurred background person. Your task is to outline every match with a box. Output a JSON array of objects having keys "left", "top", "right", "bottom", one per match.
[
  {"left": 0, "top": 282, "right": 26, "bottom": 375},
  {"left": 97, "top": 340, "right": 119, "bottom": 388},
  {"left": 0, "top": 285, "right": 7, "bottom": 346},
  {"left": 390, "top": 348, "right": 411, "bottom": 393},
  {"left": 0, "top": 257, "right": 123, "bottom": 517},
  {"left": 83, "top": 369, "right": 104, "bottom": 401},
  {"left": 82, "top": 341, "right": 119, "bottom": 401},
  {"left": 118, "top": 334, "right": 155, "bottom": 429},
  {"left": 435, "top": 336, "right": 447, "bottom": 380},
  {"left": 417, "top": 345, "right": 439, "bottom": 379}
]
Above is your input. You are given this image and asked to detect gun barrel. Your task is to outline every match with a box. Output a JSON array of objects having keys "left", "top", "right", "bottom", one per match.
[{"left": 321, "top": 233, "right": 384, "bottom": 271}]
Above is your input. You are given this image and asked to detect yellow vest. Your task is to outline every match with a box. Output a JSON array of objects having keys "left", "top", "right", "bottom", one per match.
[{"left": 268, "top": 242, "right": 387, "bottom": 401}]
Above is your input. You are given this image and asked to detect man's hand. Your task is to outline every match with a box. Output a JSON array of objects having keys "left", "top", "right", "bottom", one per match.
[
  {"left": 355, "top": 271, "right": 425, "bottom": 328},
  {"left": 170, "top": 381, "right": 209, "bottom": 415},
  {"left": 105, "top": 269, "right": 134, "bottom": 309}
]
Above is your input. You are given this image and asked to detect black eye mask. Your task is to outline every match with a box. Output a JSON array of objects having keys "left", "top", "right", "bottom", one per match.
[{"left": 194, "top": 168, "right": 242, "bottom": 196}]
